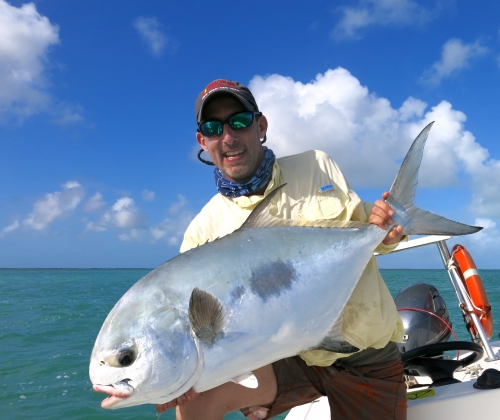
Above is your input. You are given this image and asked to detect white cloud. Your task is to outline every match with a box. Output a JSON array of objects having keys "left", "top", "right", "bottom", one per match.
[
  {"left": 142, "top": 189, "right": 155, "bottom": 201},
  {"left": 84, "top": 193, "right": 193, "bottom": 245},
  {"left": 168, "top": 236, "right": 179, "bottom": 246},
  {"left": 422, "top": 38, "right": 489, "bottom": 86},
  {"left": 85, "top": 195, "right": 149, "bottom": 235},
  {"left": 64, "top": 181, "right": 80, "bottom": 189},
  {"left": 150, "top": 214, "right": 192, "bottom": 244},
  {"left": 4, "top": 180, "right": 192, "bottom": 246},
  {"left": 118, "top": 229, "right": 146, "bottom": 242},
  {"left": 23, "top": 181, "right": 84, "bottom": 230},
  {"left": 84, "top": 192, "right": 105, "bottom": 212},
  {"left": 86, "top": 221, "right": 106, "bottom": 232},
  {"left": 251, "top": 69, "right": 413, "bottom": 188},
  {"left": 249, "top": 68, "right": 500, "bottom": 223},
  {"left": 133, "top": 17, "right": 168, "bottom": 57},
  {"left": 0, "top": 0, "right": 83, "bottom": 123},
  {"left": 0, "top": 0, "right": 56, "bottom": 119},
  {"left": 469, "top": 218, "right": 500, "bottom": 247},
  {"left": 87, "top": 193, "right": 193, "bottom": 244},
  {"left": 168, "top": 194, "right": 187, "bottom": 214},
  {"left": 53, "top": 102, "right": 85, "bottom": 125},
  {"left": 112, "top": 198, "right": 147, "bottom": 228},
  {"left": 332, "top": 0, "right": 433, "bottom": 40},
  {"left": 0, "top": 220, "right": 20, "bottom": 237},
  {"left": 150, "top": 195, "right": 193, "bottom": 245},
  {"left": 92, "top": 197, "right": 147, "bottom": 231},
  {"left": 469, "top": 159, "right": 500, "bottom": 219}
]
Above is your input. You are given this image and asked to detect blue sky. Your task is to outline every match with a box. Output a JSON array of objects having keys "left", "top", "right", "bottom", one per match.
[{"left": 1, "top": 0, "right": 500, "bottom": 268}]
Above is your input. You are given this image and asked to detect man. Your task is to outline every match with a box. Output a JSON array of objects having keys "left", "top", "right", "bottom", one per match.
[{"left": 156, "top": 79, "right": 407, "bottom": 419}]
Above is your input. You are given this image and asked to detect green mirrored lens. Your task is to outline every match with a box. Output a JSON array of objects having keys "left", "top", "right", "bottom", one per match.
[
  {"left": 229, "top": 112, "right": 253, "bottom": 130},
  {"left": 201, "top": 121, "right": 222, "bottom": 136}
]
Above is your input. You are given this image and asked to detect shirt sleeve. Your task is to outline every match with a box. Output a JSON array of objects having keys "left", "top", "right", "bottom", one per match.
[{"left": 179, "top": 233, "right": 199, "bottom": 253}]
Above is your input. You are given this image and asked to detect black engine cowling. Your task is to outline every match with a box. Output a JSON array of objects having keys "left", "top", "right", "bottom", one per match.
[{"left": 394, "top": 282, "right": 452, "bottom": 353}]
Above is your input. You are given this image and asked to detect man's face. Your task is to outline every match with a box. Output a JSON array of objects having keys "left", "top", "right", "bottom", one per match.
[{"left": 196, "top": 95, "right": 268, "bottom": 183}]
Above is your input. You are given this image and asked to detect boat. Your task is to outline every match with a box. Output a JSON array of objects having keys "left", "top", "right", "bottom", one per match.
[{"left": 285, "top": 235, "right": 500, "bottom": 419}]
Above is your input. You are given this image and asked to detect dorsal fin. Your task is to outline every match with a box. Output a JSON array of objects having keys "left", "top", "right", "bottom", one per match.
[
  {"left": 240, "top": 184, "right": 370, "bottom": 231},
  {"left": 240, "top": 184, "right": 286, "bottom": 229},
  {"left": 188, "top": 288, "right": 225, "bottom": 345}
]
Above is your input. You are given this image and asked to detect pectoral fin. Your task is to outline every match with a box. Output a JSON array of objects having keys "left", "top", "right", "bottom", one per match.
[
  {"left": 231, "top": 372, "right": 258, "bottom": 388},
  {"left": 188, "top": 288, "right": 226, "bottom": 345}
]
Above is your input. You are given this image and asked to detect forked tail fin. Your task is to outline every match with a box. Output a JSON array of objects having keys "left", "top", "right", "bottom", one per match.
[{"left": 386, "top": 122, "right": 482, "bottom": 236}]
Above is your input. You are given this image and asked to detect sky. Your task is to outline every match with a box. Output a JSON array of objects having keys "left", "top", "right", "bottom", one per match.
[{"left": 1, "top": 0, "right": 500, "bottom": 269}]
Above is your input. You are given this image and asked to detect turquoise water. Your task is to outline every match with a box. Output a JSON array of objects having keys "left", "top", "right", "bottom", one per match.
[{"left": 2, "top": 268, "right": 500, "bottom": 419}]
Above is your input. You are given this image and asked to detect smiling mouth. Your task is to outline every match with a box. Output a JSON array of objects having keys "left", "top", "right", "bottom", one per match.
[
  {"left": 224, "top": 150, "right": 245, "bottom": 159},
  {"left": 93, "top": 381, "right": 134, "bottom": 409}
]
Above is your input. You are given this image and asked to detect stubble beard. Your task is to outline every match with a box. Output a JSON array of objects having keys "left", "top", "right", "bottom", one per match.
[{"left": 221, "top": 164, "right": 255, "bottom": 184}]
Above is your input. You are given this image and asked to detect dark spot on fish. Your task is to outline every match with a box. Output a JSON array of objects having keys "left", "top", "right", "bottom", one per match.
[
  {"left": 250, "top": 260, "right": 297, "bottom": 302},
  {"left": 230, "top": 285, "right": 246, "bottom": 302}
]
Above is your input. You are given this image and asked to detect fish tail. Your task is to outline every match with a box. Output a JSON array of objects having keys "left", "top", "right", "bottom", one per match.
[{"left": 386, "top": 122, "right": 481, "bottom": 236}]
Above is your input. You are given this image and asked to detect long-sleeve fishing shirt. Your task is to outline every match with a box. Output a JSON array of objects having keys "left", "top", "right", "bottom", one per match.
[{"left": 180, "top": 150, "right": 405, "bottom": 366}]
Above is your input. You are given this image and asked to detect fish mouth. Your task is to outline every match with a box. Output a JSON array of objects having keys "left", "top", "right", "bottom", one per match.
[{"left": 93, "top": 380, "right": 135, "bottom": 409}]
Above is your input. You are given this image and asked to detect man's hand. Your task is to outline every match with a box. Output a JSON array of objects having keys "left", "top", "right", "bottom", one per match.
[
  {"left": 368, "top": 192, "right": 404, "bottom": 246},
  {"left": 155, "top": 388, "right": 199, "bottom": 413}
]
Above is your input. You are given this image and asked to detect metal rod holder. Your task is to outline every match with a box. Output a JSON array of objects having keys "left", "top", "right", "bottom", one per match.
[{"left": 436, "top": 240, "right": 497, "bottom": 361}]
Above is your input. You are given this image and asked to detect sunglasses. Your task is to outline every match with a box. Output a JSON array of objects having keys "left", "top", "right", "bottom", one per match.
[{"left": 198, "top": 111, "right": 262, "bottom": 138}]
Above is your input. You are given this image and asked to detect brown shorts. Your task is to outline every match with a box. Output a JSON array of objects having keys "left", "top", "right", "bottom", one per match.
[{"left": 240, "top": 352, "right": 407, "bottom": 420}]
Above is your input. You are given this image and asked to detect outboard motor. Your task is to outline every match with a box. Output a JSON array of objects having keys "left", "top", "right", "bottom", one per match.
[{"left": 395, "top": 283, "right": 452, "bottom": 353}]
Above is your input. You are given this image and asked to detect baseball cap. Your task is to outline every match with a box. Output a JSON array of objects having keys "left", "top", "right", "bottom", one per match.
[{"left": 195, "top": 79, "right": 259, "bottom": 124}]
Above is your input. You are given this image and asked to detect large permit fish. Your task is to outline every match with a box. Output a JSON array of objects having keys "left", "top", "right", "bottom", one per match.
[{"left": 89, "top": 122, "right": 480, "bottom": 409}]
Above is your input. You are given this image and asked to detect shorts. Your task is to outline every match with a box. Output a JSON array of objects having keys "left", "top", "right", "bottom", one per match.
[{"left": 240, "top": 351, "right": 407, "bottom": 420}]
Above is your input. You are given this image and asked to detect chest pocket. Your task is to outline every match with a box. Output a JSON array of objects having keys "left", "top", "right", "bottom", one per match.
[{"left": 298, "top": 189, "right": 349, "bottom": 221}]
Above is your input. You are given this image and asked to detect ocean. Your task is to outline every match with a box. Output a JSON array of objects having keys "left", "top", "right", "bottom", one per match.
[{"left": 2, "top": 268, "right": 500, "bottom": 420}]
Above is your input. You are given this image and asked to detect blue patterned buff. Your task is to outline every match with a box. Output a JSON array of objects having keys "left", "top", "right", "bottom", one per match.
[{"left": 214, "top": 147, "right": 276, "bottom": 198}]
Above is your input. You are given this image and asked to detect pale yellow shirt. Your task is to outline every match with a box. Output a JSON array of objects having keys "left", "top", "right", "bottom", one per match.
[{"left": 181, "top": 150, "right": 405, "bottom": 366}]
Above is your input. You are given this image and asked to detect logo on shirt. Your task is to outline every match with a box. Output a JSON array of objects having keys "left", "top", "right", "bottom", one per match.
[{"left": 318, "top": 184, "right": 334, "bottom": 193}]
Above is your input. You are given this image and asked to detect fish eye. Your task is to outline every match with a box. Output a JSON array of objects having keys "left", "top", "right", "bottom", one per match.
[{"left": 118, "top": 348, "right": 135, "bottom": 367}]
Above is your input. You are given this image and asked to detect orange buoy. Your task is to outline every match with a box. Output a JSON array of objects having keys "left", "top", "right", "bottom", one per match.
[{"left": 452, "top": 244, "right": 494, "bottom": 339}]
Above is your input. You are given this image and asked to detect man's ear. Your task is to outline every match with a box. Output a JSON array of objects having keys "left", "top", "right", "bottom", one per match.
[
  {"left": 196, "top": 131, "right": 207, "bottom": 151},
  {"left": 258, "top": 114, "right": 268, "bottom": 139}
]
